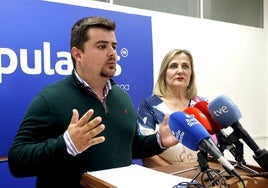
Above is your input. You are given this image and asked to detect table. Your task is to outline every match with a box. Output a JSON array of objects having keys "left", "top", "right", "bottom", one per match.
[
  {"left": 80, "top": 173, "right": 116, "bottom": 188},
  {"left": 80, "top": 161, "right": 268, "bottom": 188},
  {"left": 0, "top": 156, "right": 8, "bottom": 163},
  {"left": 153, "top": 161, "right": 268, "bottom": 188}
]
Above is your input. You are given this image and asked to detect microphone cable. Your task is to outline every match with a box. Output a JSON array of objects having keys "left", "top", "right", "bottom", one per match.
[
  {"left": 172, "top": 168, "right": 228, "bottom": 188},
  {"left": 172, "top": 167, "right": 247, "bottom": 188},
  {"left": 247, "top": 171, "right": 268, "bottom": 178},
  {"left": 172, "top": 181, "right": 204, "bottom": 188},
  {"left": 201, "top": 168, "right": 228, "bottom": 188}
]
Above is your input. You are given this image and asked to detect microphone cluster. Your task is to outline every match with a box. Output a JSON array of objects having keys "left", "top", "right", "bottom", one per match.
[
  {"left": 208, "top": 95, "right": 268, "bottom": 172},
  {"left": 168, "top": 94, "right": 268, "bottom": 177}
]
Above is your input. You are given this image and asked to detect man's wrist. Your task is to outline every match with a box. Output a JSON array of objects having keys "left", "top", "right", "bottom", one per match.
[
  {"left": 63, "top": 131, "right": 80, "bottom": 156},
  {"left": 156, "top": 132, "right": 168, "bottom": 149}
]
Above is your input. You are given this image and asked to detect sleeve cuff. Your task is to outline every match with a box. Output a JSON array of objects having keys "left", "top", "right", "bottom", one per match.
[{"left": 156, "top": 132, "right": 168, "bottom": 149}]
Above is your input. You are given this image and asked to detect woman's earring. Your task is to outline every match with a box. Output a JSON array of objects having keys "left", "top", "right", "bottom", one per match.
[{"left": 186, "top": 86, "right": 191, "bottom": 93}]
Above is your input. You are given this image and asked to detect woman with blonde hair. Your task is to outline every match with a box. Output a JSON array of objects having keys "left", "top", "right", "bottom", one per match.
[{"left": 137, "top": 49, "right": 208, "bottom": 168}]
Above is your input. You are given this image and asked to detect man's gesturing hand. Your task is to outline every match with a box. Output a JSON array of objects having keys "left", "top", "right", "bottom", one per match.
[
  {"left": 67, "top": 109, "right": 105, "bottom": 153},
  {"left": 159, "top": 114, "right": 178, "bottom": 148}
]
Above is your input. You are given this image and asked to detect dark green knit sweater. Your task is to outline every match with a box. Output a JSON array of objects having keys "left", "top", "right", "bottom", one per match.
[{"left": 8, "top": 72, "right": 164, "bottom": 188}]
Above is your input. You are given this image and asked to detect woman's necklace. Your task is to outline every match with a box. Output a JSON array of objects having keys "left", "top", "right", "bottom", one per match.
[{"left": 162, "top": 97, "right": 191, "bottom": 111}]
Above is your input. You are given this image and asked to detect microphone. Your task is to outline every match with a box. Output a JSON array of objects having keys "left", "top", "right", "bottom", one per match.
[
  {"left": 194, "top": 101, "right": 246, "bottom": 164},
  {"left": 183, "top": 107, "right": 213, "bottom": 136},
  {"left": 208, "top": 95, "right": 268, "bottom": 171},
  {"left": 169, "top": 111, "right": 239, "bottom": 177},
  {"left": 194, "top": 101, "right": 222, "bottom": 135}
]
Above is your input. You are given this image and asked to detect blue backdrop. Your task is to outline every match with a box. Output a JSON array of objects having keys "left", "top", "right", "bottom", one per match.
[
  {"left": 1, "top": 0, "right": 153, "bottom": 187},
  {"left": 0, "top": 0, "right": 153, "bottom": 158}
]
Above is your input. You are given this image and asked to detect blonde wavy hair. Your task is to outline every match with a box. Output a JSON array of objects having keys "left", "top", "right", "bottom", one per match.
[{"left": 153, "top": 49, "right": 197, "bottom": 99}]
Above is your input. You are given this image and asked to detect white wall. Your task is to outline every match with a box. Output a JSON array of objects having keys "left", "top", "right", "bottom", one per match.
[
  {"left": 46, "top": 0, "right": 268, "bottom": 166},
  {"left": 264, "top": 0, "right": 268, "bottom": 148},
  {"left": 151, "top": 8, "right": 267, "bottom": 166}
]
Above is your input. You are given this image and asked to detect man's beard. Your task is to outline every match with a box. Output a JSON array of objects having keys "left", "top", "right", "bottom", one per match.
[
  {"left": 100, "top": 57, "right": 117, "bottom": 78},
  {"left": 100, "top": 66, "right": 116, "bottom": 78}
]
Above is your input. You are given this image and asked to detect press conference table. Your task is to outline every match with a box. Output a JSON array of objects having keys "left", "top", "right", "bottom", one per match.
[{"left": 80, "top": 161, "right": 268, "bottom": 188}]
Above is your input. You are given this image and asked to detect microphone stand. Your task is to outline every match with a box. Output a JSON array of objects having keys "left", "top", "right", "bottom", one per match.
[
  {"left": 171, "top": 166, "right": 199, "bottom": 176},
  {"left": 222, "top": 133, "right": 259, "bottom": 175},
  {"left": 231, "top": 140, "right": 258, "bottom": 175},
  {"left": 191, "top": 151, "right": 218, "bottom": 186},
  {"left": 216, "top": 131, "right": 259, "bottom": 175}
]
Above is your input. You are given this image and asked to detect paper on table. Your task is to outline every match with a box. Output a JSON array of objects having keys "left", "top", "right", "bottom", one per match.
[{"left": 87, "top": 164, "right": 193, "bottom": 188}]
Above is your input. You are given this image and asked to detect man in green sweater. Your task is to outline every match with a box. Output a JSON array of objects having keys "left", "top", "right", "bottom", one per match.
[{"left": 8, "top": 16, "right": 178, "bottom": 188}]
